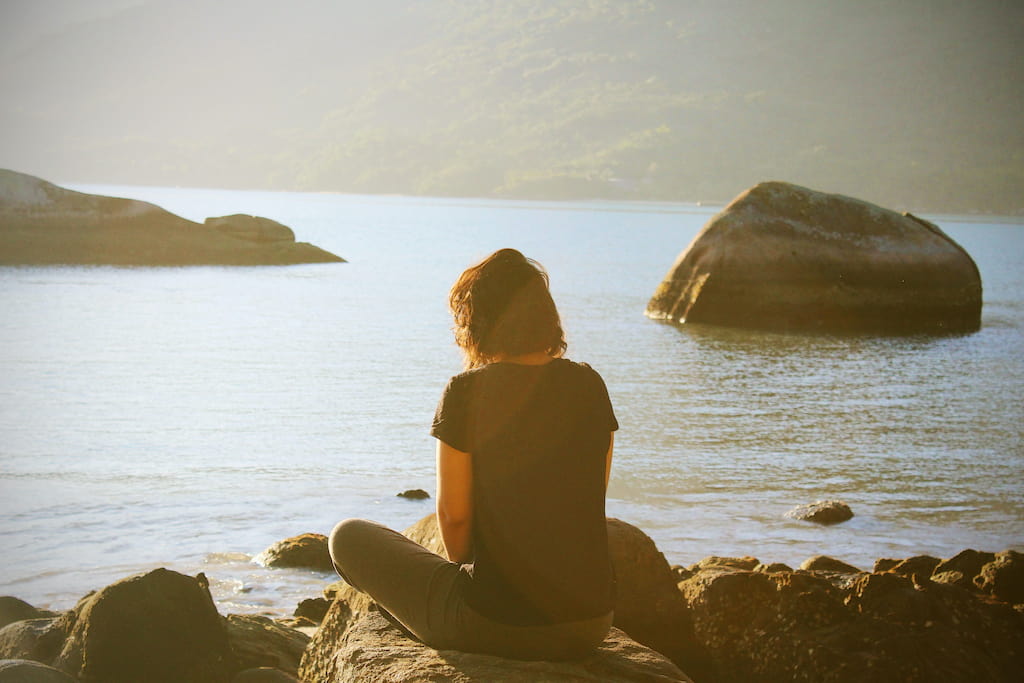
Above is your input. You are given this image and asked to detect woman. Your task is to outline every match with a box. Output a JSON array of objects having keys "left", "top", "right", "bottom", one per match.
[{"left": 329, "top": 248, "right": 618, "bottom": 661}]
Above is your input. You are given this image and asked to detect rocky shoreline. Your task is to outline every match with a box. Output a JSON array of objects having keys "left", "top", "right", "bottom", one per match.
[{"left": 2, "top": 515, "right": 1021, "bottom": 682}]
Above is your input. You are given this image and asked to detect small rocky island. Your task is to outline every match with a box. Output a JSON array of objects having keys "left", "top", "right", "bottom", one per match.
[
  {"left": 646, "top": 181, "right": 982, "bottom": 334},
  {"left": 0, "top": 169, "right": 344, "bottom": 266}
]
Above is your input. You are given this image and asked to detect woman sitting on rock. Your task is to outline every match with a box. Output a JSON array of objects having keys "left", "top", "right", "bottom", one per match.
[{"left": 329, "top": 247, "right": 618, "bottom": 661}]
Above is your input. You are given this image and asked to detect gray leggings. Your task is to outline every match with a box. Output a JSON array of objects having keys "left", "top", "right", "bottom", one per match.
[{"left": 328, "top": 518, "right": 613, "bottom": 661}]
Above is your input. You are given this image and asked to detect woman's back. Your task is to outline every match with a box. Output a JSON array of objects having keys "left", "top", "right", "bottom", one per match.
[{"left": 432, "top": 359, "right": 617, "bottom": 625}]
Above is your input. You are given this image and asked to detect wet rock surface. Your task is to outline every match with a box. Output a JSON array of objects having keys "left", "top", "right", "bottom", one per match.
[{"left": 646, "top": 181, "right": 982, "bottom": 334}]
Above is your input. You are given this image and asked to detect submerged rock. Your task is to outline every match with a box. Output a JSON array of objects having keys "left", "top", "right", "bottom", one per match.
[
  {"left": 646, "top": 181, "right": 982, "bottom": 334},
  {"left": 786, "top": 499, "right": 854, "bottom": 525},
  {"left": 255, "top": 533, "right": 333, "bottom": 572},
  {"left": 396, "top": 488, "right": 431, "bottom": 500},
  {"left": 0, "top": 169, "right": 344, "bottom": 266}
]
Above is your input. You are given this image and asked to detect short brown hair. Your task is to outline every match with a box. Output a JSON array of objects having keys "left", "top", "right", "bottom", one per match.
[{"left": 449, "top": 248, "right": 567, "bottom": 368}]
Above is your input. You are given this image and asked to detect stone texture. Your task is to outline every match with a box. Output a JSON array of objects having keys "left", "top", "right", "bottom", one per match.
[
  {"left": 646, "top": 181, "right": 982, "bottom": 333},
  {"left": 785, "top": 500, "right": 854, "bottom": 525},
  {"left": 0, "top": 169, "right": 344, "bottom": 266},
  {"left": 293, "top": 598, "right": 330, "bottom": 623},
  {"left": 0, "top": 619, "right": 64, "bottom": 664},
  {"left": 0, "top": 600, "right": 55, "bottom": 632},
  {"left": 678, "top": 564, "right": 1024, "bottom": 682},
  {"left": 976, "top": 550, "right": 1024, "bottom": 604},
  {"left": 224, "top": 614, "right": 309, "bottom": 676},
  {"left": 303, "top": 609, "right": 691, "bottom": 683},
  {"left": 231, "top": 668, "right": 299, "bottom": 682},
  {"left": 0, "top": 659, "right": 77, "bottom": 683},
  {"left": 886, "top": 555, "right": 942, "bottom": 579},
  {"left": 799, "top": 555, "right": 863, "bottom": 574},
  {"left": 255, "top": 533, "right": 333, "bottom": 572},
  {"left": 50, "top": 569, "right": 237, "bottom": 683}
]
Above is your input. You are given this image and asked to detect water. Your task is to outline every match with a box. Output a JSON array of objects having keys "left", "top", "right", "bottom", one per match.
[{"left": 1, "top": 186, "right": 1022, "bottom": 618}]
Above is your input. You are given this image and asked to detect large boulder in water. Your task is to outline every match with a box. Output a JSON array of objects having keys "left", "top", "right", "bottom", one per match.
[
  {"left": 0, "top": 169, "right": 344, "bottom": 266},
  {"left": 646, "top": 181, "right": 982, "bottom": 334}
]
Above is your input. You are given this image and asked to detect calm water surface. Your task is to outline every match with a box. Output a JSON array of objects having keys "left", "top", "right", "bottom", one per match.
[{"left": 1, "top": 186, "right": 1022, "bottom": 616}]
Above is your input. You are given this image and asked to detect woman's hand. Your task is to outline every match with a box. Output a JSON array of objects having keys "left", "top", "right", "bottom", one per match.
[{"left": 436, "top": 439, "right": 474, "bottom": 563}]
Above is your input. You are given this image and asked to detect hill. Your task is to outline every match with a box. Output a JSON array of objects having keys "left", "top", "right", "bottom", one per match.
[{"left": 0, "top": 0, "right": 1021, "bottom": 214}]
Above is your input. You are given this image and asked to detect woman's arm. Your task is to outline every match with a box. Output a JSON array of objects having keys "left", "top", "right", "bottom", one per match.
[
  {"left": 605, "top": 432, "right": 615, "bottom": 491},
  {"left": 436, "top": 439, "right": 474, "bottom": 563}
]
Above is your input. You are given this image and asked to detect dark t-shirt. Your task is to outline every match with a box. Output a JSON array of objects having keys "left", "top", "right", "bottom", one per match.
[{"left": 430, "top": 358, "right": 618, "bottom": 626}]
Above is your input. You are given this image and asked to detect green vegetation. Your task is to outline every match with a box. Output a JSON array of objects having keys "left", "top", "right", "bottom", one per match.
[{"left": 0, "top": 0, "right": 1021, "bottom": 213}]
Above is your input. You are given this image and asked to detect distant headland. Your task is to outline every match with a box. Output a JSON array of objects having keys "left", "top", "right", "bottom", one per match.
[{"left": 0, "top": 170, "right": 344, "bottom": 266}]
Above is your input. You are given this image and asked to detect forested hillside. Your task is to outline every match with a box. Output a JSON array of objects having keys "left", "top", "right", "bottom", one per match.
[{"left": 1, "top": 0, "right": 1021, "bottom": 213}]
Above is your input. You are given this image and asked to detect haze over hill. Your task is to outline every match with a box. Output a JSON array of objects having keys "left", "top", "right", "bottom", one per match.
[{"left": 1, "top": 0, "right": 1021, "bottom": 214}]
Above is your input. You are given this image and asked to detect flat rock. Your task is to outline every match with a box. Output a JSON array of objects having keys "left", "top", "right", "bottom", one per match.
[
  {"left": 0, "top": 169, "right": 344, "bottom": 266},
  {"left": 306, "top": 609, "right": 691, "bottom": 683},
  {"left": 646, "top": 181, "right": 982, "bottom": 333}
]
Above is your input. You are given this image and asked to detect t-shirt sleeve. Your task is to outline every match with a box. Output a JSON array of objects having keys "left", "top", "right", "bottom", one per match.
[
  {"left": 585, "top": 364, "right": 619, "bottom": 433},
  {"left": 430, "top": 374, "right": 471, "bottom": 452}
]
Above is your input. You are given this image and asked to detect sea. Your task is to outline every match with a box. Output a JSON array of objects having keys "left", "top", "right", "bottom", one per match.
[{"left": 1, "top": 185, "right": 1022, "bottom": 618}]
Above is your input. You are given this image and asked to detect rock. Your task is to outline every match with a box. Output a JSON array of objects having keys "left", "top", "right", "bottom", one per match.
[
  {"left": 976, "top": 550, "right": 1024, "bottom": 604},
  {"left": 231, "top": 667, "right": 299, "bottom": 682},
  {"left": 688, "top": 556, "right": 760, "bottom": 572},
  {"left": 0, "top": 169, "right": 344, "bottom": 266},
  {"left": 205, "top": 215, "right": 295, "bottom": 243},
  {"left": 301, "top": 609, "right": 691, "bottom": 683},
  {"left": 884, "top": 555, "right": 942, "bottom": 579},
  {"left": 45, "top": 568, "right": 237, "bottom": 682},
  {"left": 873, "top": 557, "right": 901, "bottom": 572},
  {"left": 678, "top": 563, "right": 1024, "bottom": 682},
  {"left": 799, "top": 555, "right": 863, "bottom": 574},
  {"left": 932, "top": 549, "right": 995, "bottom": 590},
  {"left": 274, "top": 616, "right": 317, "bottom": 630},
  {"left": 605, "top": 519, "right": 709, "bottom": 676},
  {"left": 785, "top": 500, "right": 854, "bottom": 524},
  {"left": 293, "top": 597, "right": 330, "bottom": 623},
  {"left": 396, "top": 488, "right": 431, "bottom": 500},
  {"left": 255, "top": 533, "right": 333, "bottom": 572},
  {"left": 0, "top": 659, "right": 77, "bottom": 683},
  {"left": 0, "top": 618, "right": 64, "bottom": 664},
  {"left": 304, "top": 514, "right": 711, "bottom": 679},
  {"left": 753, "top": 562, "right": 793, "bottom": 574},
  {"left": 224, "top": 614, "right": 309, "bottom": 676},
  {"left": 645, "top": 181, "right": 982, "bottom": 334},
  {"left": 0, "top": 600, "right": 56, "bottom": 632}
]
